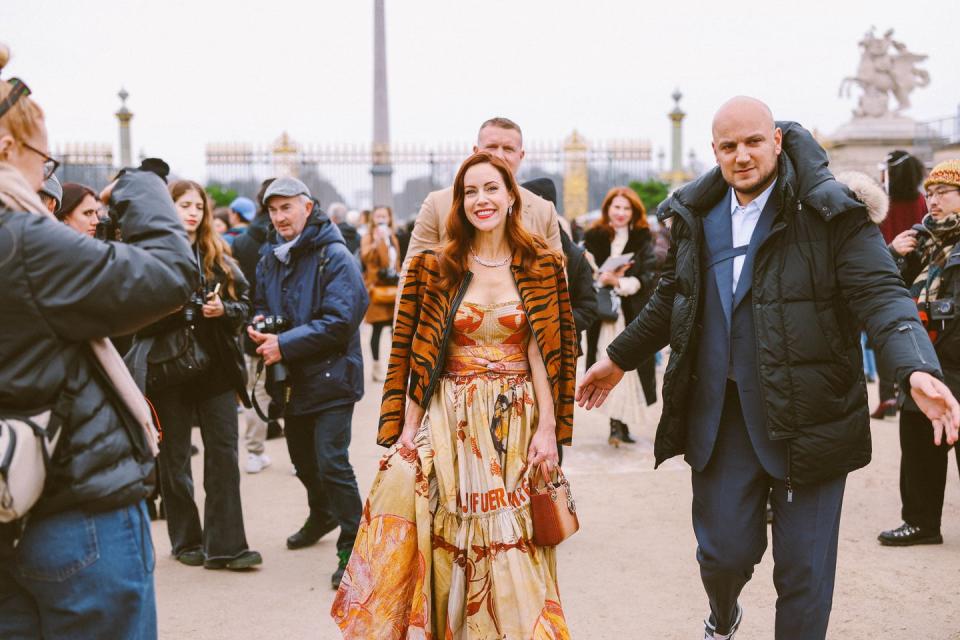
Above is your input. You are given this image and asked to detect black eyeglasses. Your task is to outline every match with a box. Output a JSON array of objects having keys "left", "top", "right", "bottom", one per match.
[
  {"left": 20, "top": 141, "right": 60, "bottom": 181},
  {"left": 924, "top": 187, "right": 960, "bottom": 201}
]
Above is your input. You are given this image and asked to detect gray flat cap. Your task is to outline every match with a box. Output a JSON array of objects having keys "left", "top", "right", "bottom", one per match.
[
  {"left": 262, "top": 176, "right": 311, "bottom": 204},
  {"left": 39, "top": 174, "right": 63, "bottom": 205}
]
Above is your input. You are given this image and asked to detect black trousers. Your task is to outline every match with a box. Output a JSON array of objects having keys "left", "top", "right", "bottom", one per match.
[
  {"left": 369, "top": 321, "right": 391, "bottom": 361},
  {"left": 284, "top": 404, "right": 362, "bottom": 553},
  {"left": 153, "top": 387, "right": 249, "bottom": 560},
  {"left": 900, "top": 409, "right": 960, "bottom": 530}
]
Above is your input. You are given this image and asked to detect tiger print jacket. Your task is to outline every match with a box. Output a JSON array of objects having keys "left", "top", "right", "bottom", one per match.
[{"left": 377, "top": 241, "right": 578, "bottom": 447}]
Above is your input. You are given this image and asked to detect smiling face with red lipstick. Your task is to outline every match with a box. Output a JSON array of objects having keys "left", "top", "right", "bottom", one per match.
[{"left": 462, "top": 161, "right": 516, "bottom": 234}]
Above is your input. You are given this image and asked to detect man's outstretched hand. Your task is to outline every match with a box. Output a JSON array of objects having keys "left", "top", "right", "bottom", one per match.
[
  {"left": 909, "top": 371, "right": 960, "bottom": 446},
  {"left": 576, "top": 357, "right": 625, "bottom": 410}
]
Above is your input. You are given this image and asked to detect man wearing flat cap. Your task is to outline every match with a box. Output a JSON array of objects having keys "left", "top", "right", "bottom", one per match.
[{"left": 246, "top": 176, "right": 368, "bottom": 589}]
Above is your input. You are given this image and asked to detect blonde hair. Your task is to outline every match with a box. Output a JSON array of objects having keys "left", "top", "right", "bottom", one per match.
[{"left": 0, "top": 44, "right": 45, "bottom": 145}]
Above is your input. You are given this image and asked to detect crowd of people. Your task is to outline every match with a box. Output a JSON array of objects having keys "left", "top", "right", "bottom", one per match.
[{"left": 1, "top": 41, "right": 959, "bottom": 640}]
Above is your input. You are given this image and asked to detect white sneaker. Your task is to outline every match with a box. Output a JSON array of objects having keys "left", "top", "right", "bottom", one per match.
[
  {"left": 371, "top": 359, "right": 385, "bottom": 382},
  {"left": 245, "top": 453, "right": 272, "bottom": 474}
]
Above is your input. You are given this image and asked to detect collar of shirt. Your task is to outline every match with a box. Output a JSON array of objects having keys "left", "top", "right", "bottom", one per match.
[{"left": 730, "top": 179, "right": 776, "bottom": 217}]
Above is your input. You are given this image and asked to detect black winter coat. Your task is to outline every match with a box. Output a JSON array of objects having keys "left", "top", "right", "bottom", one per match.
[
  {"left": 607, "top": 122, "right": 941, "bottom": 484},
  {"left": 583, "top": 225, "right": 658, "bottom": 324},
  {"left": 132, "top": 251, "right": 251, "bottom": 405},
  {"left": 233, "top": 212, "right": 270, "bottom": 301},
  {"left": 560, "top": 227, "right": 598, "bottom": 335},
  {"left": 0, "top": 170, "right": 197, "bottom": 519}
]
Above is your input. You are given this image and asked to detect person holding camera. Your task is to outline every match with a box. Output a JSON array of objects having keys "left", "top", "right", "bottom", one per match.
[
  {"left": 360, "top": 204, "right": 401, "bottom": 382},
  {"left": 247, "top": 176, "right": 367, "bottom": 588},
  {"left": 0, "top": 48, "right": 197, "bottom": 638},
  {"left": 129, "top": 179, "right": 261, "bottom": 570},
  {"left": 879, "top": 159, "right": 960, "bottom": 547}
]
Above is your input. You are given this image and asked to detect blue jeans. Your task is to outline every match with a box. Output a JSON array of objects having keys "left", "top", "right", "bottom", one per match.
[
  {"left": 0, "top": 502, "right": 157, "bottom": 640},
  {"left": 861, "top": 331, "right": 877, "bottom": 379},
  {"left": 284, "top": 405, "right": 362, "bottom": 553}
]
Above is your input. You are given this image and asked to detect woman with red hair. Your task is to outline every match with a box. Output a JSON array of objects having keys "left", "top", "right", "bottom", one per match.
[
  {"left": 584, "top": 186, "right": 658, "bottom": 446},
  {"left": 333, "top": 152, "right": 578, "bottom": 639}
]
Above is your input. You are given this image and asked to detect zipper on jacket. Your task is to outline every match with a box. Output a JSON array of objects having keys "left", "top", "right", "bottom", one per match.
[
  {"left": 785, "top": 443, "right": 793, "bottom": 503},
  {"left": 422, "top": 272, "right": 474, "bottom": 406},
  {"left": 897, "top": 324, "right": 927, "bottom": 365}
]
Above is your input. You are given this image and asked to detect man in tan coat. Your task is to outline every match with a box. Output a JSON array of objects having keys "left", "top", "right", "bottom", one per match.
[{"left": 400, "top": 117, "right": 562, "bottom": 282}]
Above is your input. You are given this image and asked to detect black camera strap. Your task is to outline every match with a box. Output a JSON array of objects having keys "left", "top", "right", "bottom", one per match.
[{"left": 251, "top": 359, "right": 270, "bottom": 423}]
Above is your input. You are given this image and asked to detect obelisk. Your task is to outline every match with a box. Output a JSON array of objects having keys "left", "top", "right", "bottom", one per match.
[
  {"left": 667, "top": 89, "right": 686, "bottom": 188},
  {"left": 115, "top": 88, "right": 133, "bottom": 169},
  {"left": 371, "top": 0, "right": 394, "bottom": 208}
]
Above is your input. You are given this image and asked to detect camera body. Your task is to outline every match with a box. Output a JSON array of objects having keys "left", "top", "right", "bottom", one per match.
[
  {"left": 252, "top": 315, "right": 290, "bottom": 335},
  {"left": 251, "top": 315, "right": 291, "bottom": 384},
  {"left": 182, "top": 290, "right": 207, "bottom": 325},
  {"left": 928, "top": 298, "right": 956, "bottom": 322}
]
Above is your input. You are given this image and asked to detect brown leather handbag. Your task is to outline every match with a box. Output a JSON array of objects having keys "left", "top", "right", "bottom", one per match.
[{"left": 530, "top": 463, "right": 580, "bottom": 546}]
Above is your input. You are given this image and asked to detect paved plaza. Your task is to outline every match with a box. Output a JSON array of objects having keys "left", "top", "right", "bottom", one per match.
[{"left": 154, "top": 343, "right": 960, "bottom": 639}]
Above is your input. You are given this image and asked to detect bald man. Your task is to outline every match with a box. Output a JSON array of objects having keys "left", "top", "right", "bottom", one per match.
[{"left": 578, "top": 97, "right": 958, "bottom": 639}]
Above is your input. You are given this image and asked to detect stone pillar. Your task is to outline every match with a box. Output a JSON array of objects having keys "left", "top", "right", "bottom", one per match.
[
  {"left": 115, "top": 88, "right": 133, "bottom": 169},
  {"left": 563, "top": 130, "right": 588, "bottom": 220},
  {"left": 667, "top": 89, "right": 686, "bottom": 187},
  {"left": 371, "top": 0, "right": 394, "bottom": 208}
]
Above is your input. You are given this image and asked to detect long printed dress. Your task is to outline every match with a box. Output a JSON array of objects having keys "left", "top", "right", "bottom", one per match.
[{"left": 332, "top": 300, "right": 569, "bottom": 639}]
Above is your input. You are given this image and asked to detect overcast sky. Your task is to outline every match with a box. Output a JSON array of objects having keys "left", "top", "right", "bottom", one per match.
[{"left": 4, "top": 0, "right": 958, "bottom": 188}]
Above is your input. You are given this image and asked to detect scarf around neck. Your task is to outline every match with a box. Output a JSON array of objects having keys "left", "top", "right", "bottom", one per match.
[
  {"left": 0, "top": 162, "right": 52, "bottom": 218},
  {"left": 910, "top": 211, "right": 960, "bottom": 302}
]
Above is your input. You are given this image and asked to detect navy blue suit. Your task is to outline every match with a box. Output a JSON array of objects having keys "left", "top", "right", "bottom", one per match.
[{"left": 690, "top": 183, "right": 846, "bottom": 639}]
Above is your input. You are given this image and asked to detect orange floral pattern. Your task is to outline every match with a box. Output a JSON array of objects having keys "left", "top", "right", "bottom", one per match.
[{"left": 333, "top": 302, "right": 569, "bottom": 639}]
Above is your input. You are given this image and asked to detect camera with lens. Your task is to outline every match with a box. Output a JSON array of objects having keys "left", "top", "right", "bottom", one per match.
[
  {"left": 94, "top": 215, "right": 119, "bottom": 241},
  {"left": 181, "top": 290, "right": 207, "bottom": 325},
  {"left": 251, "top": 315, "right": 291, "bottom": 384}
]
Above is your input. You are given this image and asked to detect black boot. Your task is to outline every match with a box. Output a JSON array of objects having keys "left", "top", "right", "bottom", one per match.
[
  {"left": 619, "top": 421, "right": 636, "bottom": 444},
  {"left": 287, "top": 515, "right": 339, "bottom": 550},
  {"left": 608, "top": 419, "right": 622, "bottom": 448},
  {"left": 266, "top": 419, "right": 284, "bottom": 439},
  {"left": 332, "top": 549, "right": 350, "bottom": 589}
]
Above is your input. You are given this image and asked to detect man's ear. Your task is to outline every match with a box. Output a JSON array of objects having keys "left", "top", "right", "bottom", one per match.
[
  {"left": 773, "top": 127, "right": 783, "bottom": 155},
  {"left": 305, "top": 199, "right": 314, "bottom": 214}
]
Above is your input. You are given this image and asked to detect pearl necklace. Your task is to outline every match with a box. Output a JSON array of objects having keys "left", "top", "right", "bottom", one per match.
[{"left": 470, "top": 250, "right": 511, "bottom": 268}]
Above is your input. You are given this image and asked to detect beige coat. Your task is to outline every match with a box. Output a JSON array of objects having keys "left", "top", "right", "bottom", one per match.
[
  {"left": 361, "top": 230, "right": 401, "bottom": 325},
  {"left": 399, "top": 184, "right": 562, "bottom": 284}
]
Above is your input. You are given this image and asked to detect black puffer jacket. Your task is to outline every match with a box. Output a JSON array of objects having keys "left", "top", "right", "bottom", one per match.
[
  {"left": 0, "top": 170, "right": 196, "bottom": 517},
  {"left": 607, "top": 122, "right": 941, "bottom": 484}
]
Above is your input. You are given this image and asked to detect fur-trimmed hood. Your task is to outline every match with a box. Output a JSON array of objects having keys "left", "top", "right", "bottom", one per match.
[{"left": 835, "top": 171, "right": 889, "bottom": 225}]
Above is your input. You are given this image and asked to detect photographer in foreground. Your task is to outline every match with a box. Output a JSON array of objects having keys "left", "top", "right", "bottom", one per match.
[
  {"left": 880, "top": 159, "right": 960, "bottom": 547},
  {"left": 128, "top": 180, "right": 261, "bottom": 570},
  {"left": 247, "top": 177, "right": 367, "bottom": 589},
  {"left": 0, "top": 49, "right": 196, "bottom": 638}
]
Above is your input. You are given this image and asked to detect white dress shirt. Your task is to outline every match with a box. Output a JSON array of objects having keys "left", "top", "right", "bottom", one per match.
[{"left": 729, "top": 181, "right": 775, "bottom": 292}]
